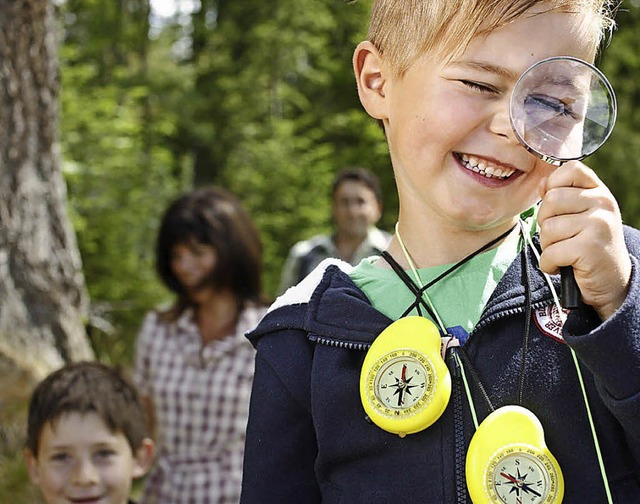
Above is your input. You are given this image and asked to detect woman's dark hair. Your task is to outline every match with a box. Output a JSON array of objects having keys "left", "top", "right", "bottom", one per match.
[{"left": 156, "top": 187, "right": 263, "bottom": 313}]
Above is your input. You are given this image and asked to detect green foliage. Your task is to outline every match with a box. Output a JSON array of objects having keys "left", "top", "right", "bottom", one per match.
[
  {"left": 56, "top": 0, "right": 392, "bottom": 360},
  {"left": 55, "top": 0, "right": 640, "bottom": 361},
  {"left": 174, "top": 0, "right": 390, "bottom": 294},
  {"left": 8, "top": 0, "right": 640, "bottom": 501},
  {"left": 59, "top": 0, "right": 190, "bottom": 364},
  {"left": 592, "top": 2, "right": 640, "bottom": 229}
]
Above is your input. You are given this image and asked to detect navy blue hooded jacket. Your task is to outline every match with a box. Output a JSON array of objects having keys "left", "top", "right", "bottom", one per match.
[{"left": 241, "top": 229, "right": 640, "bottom": 503}]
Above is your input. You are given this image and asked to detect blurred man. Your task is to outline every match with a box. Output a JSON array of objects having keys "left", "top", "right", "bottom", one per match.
[{"left": 278, "top": 167, "right": 391, "bottom": 293}]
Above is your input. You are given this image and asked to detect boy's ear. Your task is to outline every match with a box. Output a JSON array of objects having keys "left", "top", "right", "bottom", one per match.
[
  {"left": 353, "top": 41, "right": 389, "bottom": 121},
  {"left": 24, "top": 449, "right": 41, "bottom": 485},
  {"left": 132, "top": 438, "right": 155, "bottom": 479}
]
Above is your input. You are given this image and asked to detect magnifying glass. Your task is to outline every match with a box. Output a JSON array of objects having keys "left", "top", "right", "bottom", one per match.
[{"left": 510, "top": 56, "right": 617, "bottom": 309}]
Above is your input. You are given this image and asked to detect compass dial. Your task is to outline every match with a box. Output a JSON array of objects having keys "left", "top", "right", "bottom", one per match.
[
  {"left": 370, "top": 350, "right": 434, "bottom": 413},
  {"left": 359, "top": 316, "right": 451, "bottom": 436},
  {"left": 486, "top": 446, "right": 561, "bottom": 504},
  {"left": 466, "top": 406, "right": 564, "bottom": 504}
]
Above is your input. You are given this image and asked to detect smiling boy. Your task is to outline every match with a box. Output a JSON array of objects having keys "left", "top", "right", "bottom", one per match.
[
  {"left": 241, "top": 1, "right": 640, "bottom": 503},
  {"left": 25, "top": 362, "right": 155, "bottom": 504}
]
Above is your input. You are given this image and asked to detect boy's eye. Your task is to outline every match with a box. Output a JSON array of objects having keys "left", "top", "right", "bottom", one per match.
[
  {"left": 95, "top": 448, "right": 117, "bottom": 459},
  {"left": 460, "top": 80, "right": 496, "bottom": 94},
  {"left": 524, "top": 94, "right": 579, "bottom": 119},
  {"left": 50, "top": 452, "right": 71, "bottom": 463}
]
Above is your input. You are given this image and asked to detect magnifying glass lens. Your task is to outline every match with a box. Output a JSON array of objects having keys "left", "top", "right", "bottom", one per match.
[
  {"left": 509, "top": 57, "right": 617, "bottom": 309},
  {"left": 510, "top": 57, "right": 616, "bottom": 163}
]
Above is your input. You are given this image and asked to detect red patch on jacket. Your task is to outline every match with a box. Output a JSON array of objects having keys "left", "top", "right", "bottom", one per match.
[{"left": 533, "top": 304, "right": 569, "bottom": 343}]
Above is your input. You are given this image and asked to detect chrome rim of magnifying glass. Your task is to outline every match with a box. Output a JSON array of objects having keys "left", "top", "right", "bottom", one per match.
[{"left": 509, "top": 55, "right": 617, "bottom": 165}]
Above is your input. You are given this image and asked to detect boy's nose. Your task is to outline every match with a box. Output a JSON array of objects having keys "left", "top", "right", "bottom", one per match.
[
  {"left": 72, "top": 459, "right": 99, "bottom": 485},
  {"left": 488, "top": 101, "right": 519, "bottom": 144},
  {"left": 347, "top": 202, "right": 363, "bottom": 216}
]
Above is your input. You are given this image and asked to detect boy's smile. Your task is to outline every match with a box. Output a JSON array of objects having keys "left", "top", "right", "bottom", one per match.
[
  {"left": 26, "top": 412, "right": 150, "bottom": 504},
  {"left": 357, "top": 6, "right": 598, "bottom": 244},
  {"left": 455, "top": 153, "right": 518, "bottom": 183}
]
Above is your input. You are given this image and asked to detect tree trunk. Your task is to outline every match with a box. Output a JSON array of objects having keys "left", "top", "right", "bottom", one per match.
[{"left": 0, "top": 0, "right": 93, "bottom": 391}]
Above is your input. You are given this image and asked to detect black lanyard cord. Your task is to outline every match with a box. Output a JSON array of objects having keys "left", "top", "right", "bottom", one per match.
[
  {"left": 382, "top": 224, "right": 516, "bottom": 321},
  {"left": 380, "top": 250, "right": 437, "bottom": 320},
  {"left": 382, "top": 223, "right": 534, "bottom": 413}
]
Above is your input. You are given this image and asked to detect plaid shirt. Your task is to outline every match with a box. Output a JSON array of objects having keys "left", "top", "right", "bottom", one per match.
[{"left": 134, "top": 303, "right": 266, "bottom": 504}]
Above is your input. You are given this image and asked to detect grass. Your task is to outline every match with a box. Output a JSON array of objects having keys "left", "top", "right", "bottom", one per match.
[{"left": 0, "top": 394, "right": 43, "bottom": 504}]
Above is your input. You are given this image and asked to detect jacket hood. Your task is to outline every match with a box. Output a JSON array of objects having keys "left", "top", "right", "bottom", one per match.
[{"left": 248, "top": 239, "right": 562, "bottom": 349}]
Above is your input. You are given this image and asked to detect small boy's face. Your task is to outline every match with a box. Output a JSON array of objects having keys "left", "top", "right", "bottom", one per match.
[
  {"left": 25, "top": 412, "right": 153, "bottom": 504},
  {"left": 356, "top": 8, "right": 596, "bottom": 231}
]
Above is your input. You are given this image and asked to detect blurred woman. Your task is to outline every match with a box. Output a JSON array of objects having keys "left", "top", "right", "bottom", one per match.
[{"left": 134, "top": 186, "right": 266, "bottom": 503}]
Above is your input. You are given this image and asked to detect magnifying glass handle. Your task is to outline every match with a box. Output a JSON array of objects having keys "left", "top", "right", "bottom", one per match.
[{"left": 560, "top": 266, "right": 580, "bottom": 309}]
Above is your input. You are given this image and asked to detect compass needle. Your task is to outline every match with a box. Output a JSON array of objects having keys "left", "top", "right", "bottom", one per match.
[
  {"left": 466, "top": 406, "right": 564, "bottom": 504},
  {"left": 360, "top": 317, "right": 451, "bottom": 436}
]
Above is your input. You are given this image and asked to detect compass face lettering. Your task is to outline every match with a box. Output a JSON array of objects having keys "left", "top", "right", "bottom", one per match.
[
  {"left": 359, "top": 316, "right": 451, "bottom": 436},
  {"left": 486, "top": 448, "right": 560, "bottom": 504},
  {"left": 466, "top": 407, "right": 564, "bottom": 504},
  {"left": 367, "top": 350, "right": 435, "bottom": 417}
]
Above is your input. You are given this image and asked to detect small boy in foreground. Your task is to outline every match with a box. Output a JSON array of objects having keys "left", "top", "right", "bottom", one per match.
[{"left": 25, "top": 361, "right": 155, "bottom": 504}]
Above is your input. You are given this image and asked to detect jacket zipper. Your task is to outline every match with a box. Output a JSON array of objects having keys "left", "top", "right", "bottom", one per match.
[
  {"left": 307, "top": 299, "right": 554, "bottom": 349},
  {"left": 469, "top": 298, "right": 553, "bottom": 336},
  {"left": 448, "top": 348, "right": 468, "bottom": 503},
  {"left": 307, "top": 334, "right": 372, "bottom": 351},
  {"left": 309, "top": 297, "right": 556, "bottom": 503}
]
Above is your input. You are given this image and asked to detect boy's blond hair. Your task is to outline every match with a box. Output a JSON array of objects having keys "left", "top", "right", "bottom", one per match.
[{"left": 367, "top": 0, "right": 618, "bottom": 77}]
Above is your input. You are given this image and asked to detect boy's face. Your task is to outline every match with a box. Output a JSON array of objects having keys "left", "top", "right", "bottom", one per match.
[
  {"left": 332, "top": 180, "right": 382, "bottom": 240},
  {"left": 25, "top": 412, "right": 153, "bottom": 504},
  {"left": 357, "top": 8, "right": 596, "bottom": 232}
]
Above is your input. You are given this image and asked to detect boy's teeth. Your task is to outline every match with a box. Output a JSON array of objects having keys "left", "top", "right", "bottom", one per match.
[{"left": 459, "top": 154, "right": 514, "bottom": 179}]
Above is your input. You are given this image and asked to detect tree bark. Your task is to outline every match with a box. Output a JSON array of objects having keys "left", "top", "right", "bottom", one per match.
[{"left": 0, "top": 0, "right": 93, "bottom": 389}]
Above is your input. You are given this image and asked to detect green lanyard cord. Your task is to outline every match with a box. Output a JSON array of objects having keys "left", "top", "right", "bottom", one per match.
[
  {"left": 395, "top": 222, "right": 447, "bottom": 331},
  {"left": 453, "top": 350, "right": 480, "bottom": 429},
  {"left": 569, "top": 347, "right": 613, "bottom": 502},
  {"left": 520, "top": 219, "right": 613, "bottom": 504},
  {"left": 395, "top": 218, "right": 612, "bottom": 503}
]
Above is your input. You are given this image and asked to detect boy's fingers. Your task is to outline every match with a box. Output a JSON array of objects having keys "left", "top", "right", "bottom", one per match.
[
  {"left": 537, "top": 176, "right": 548, "bottom": 199},
  {"left": 537, "top": 186, "right": 591, "bottom": 222},
  {"left": 544, "top": 160, "right": 600, "bottom": 191},
  {"left": 538, "top": 227, "right": 590, "bottom": 275},
  {"left": 538, "top": 212, "right": 580, "bottom": 252}
]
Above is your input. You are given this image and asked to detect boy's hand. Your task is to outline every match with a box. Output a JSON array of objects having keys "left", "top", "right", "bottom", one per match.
[{"left": 537, "top": 161, "right": 631, "bottom": 320}]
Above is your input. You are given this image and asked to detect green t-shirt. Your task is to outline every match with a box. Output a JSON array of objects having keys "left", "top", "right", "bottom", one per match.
[{"left": 349, "top": 224, "right": 527, "bottom": 338}]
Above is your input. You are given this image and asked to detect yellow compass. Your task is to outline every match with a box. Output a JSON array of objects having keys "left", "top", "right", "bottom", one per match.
[
  {"left": 466, "top": 405, "right": 564, "bottom": 504},
  {"left": 359, "top": 316, "right": 451, "bottom": 437}
]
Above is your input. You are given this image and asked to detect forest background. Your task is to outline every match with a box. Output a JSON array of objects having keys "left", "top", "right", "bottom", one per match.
[
  {"left": 2, "top": 0, "right": 640, "bottom": 501},
  {"left": 61, "top": 0, "right": 640, "bottom": 364}
]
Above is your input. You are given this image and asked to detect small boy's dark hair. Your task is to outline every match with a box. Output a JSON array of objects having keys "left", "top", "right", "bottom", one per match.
[
  {"left": 332, "top": 167, "right": 383, "bottom": 206},
  {"left": 26, "top": 361, "right": 148, "bottom": 456}
]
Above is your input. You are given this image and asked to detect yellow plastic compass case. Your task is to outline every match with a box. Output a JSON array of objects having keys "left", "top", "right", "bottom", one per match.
[
  {"left": 466, "top": 405, "right": 564, "bottom": 504},
  {"left": 359, "top": 316, "right": 451, "bottom": 436}
]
